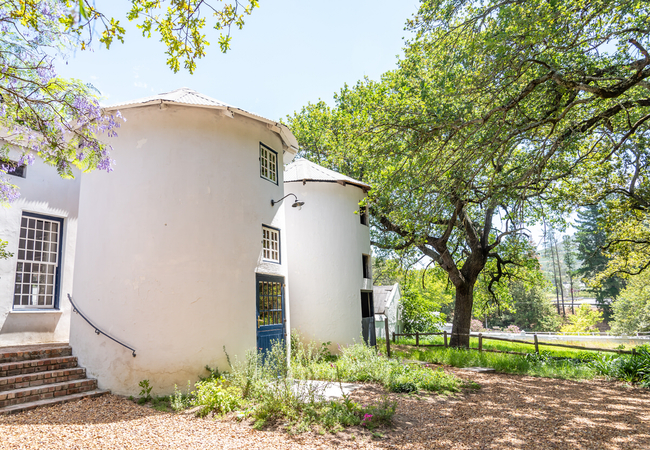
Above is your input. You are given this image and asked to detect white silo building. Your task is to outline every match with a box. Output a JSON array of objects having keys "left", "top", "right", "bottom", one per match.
[
  {"left": 69, "top": 89, "right": 299, "bottom": 395},
  {"left": 284, "top": 159, "right": 374, "bottom": 350}
]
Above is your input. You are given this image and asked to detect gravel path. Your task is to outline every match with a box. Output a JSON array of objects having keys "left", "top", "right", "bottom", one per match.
[{"left": 1, "top": 368, "right": 649, "bottom": 449}]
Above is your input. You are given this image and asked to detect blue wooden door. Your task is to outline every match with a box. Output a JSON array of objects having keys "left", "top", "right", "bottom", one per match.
[{"left": 256, "top": 274, "right": 285, "bottom": 353}]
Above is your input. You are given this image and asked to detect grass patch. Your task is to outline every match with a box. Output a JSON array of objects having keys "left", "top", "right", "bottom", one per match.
[
  {"left": 291, "top": 340, "right": 463, "bottom": 394},
  {"left": 395, "top": 346, "right": 598, "bottom": 380},
  {"left": 394, "top": 339, "right": 650, "bottom": 386},
  {"left": 390, "top": 336, "right": 610, "bottom": 358}
]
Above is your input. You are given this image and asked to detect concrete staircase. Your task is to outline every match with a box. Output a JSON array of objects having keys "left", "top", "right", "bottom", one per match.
[{"left": 0, "top": 344, "right": 108, "bottom": 415}]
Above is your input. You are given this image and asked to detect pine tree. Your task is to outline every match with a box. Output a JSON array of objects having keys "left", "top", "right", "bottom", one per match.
[
  {"left": 574, "top": 206, "right": 626, "bottom": 320},
  {"left": 562, "top": 235, "right": 577, "bottom": 315}
]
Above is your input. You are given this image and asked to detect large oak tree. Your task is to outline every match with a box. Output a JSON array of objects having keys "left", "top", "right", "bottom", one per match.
[{"left": 287, "top": 0, "right": 650, "bottom": 346}]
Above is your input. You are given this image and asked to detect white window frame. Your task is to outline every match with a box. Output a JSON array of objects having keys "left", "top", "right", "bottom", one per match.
[
  {"left": 13, "top": 213, "right": 63, "bottom": 309},
  {"left": 262, "top": 225, "right": 280, "bottom": 263},
  {"left": 259, "top": 143, "right": 278, "bottom": 184}
]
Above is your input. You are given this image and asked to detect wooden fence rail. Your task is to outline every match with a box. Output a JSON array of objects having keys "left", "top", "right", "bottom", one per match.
[{"left": 389, "top": 331, "right": 637, "bottom": 356}]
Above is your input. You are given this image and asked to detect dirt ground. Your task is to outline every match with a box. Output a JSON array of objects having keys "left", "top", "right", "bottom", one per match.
[{"left": 1, "top": 368, "right": 649, "bottom": 449}]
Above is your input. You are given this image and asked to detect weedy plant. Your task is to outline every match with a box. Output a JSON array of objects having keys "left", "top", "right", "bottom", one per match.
[
  {"left": 138, "top": 379, "right": 153, "bottom": 404},
  {"left": 187, "top": 340, "right": 399, "bottom": 433},
  {"left": 590, "top": 345, "right": 650, "bottom": 386}
]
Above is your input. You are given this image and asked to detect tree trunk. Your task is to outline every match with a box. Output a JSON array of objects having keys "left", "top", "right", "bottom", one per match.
[
  {"left": 450, "top": 281, "right": 476, "bottom": 348},
  {"left": 553, "top": 237, "right": 566, "bottom": 317},
  {"left": 569, "top": 275, "right": 575, "bottom": 314},
  {"left": 549, "top": 242, "right": 561, "bottom": 315}
]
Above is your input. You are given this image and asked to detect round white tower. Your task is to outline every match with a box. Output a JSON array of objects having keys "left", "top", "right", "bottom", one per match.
[{"left": 284, "top": 159, "right": 373, "bottom": 350}]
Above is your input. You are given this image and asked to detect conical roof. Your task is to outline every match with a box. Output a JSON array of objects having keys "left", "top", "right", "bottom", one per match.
[
  {"left": 284, "top": 158, "right": 371, "bottom": 191},
  {"left": 104, "top": 88, "right": 299, "bottom": 154}
]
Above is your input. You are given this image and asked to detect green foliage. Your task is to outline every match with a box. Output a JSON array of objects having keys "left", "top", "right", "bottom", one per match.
[
  {"left": 360, "top": 396, "right": 397, "bottom": 430},
  {"left": 373, "top": 258, "right": 452, "bottom": 333},
  {"left": 0, "top": 240, "right": 12, "bottom": 260},
  {"left": 192, "top": 377, "right": 242, "bottom": 417},
  {"left": 400, "top": 280, "right": 449, "bottom": 333},
  {"left": 125, "top": 0, "right": 259, "bottom": 74},
  {"left": 508, "top": 282, "right": 562, "bottom": 332},
  {"left": 600, "top": 211, "right": 650, "bottom": 281},
  {"left": 610, "top": 271, "right": 650, "bottom": 335},
  {"left": 561, "top": 304, "right": 604, "bottom": 333},
  {"left": 287, "top": 0, "right": 650, "bottom": 347},
  {"left": 291, "top": 331, "right": 334, "bottom": 364},
  {"left": 138, "top": 379, "right": 153, "bottom": 403},
  {"left": 590, "top": 346, "right": 650, "bottom": 385},
  {"left": 574, "top": 206, "right": 627, "bottom": 319},
  {"left": 171, "top": 382, "right": 193, "bottom": 412},
  {"left": 188, "top": 341, "right": 399, "bottom": 433}
]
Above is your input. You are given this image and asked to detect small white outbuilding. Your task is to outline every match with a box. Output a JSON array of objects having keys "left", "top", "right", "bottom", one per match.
[
  {"left": 374, "top": 284, "right": 404, "bottom": 340},
  {"left": 284, "top": 159, "right": 375, "bottom": 350}
]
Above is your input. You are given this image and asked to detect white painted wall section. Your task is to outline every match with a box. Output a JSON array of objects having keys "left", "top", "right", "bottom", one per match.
[{"left": 0, "top": 146, "right": 80, "bottom": 347}]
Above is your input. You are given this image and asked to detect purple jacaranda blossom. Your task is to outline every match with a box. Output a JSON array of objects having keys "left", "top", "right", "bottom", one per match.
[{"left": 0, "top": 179, "right": 20, "bottom": 203}]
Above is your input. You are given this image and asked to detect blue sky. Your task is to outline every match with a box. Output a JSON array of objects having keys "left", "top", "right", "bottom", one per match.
[{"left": 57, "top": 1, "right": 420, "bottom": 121}]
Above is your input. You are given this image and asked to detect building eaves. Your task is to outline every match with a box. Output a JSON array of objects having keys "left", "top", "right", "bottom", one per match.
[
  {"left": 103, "top": 88, "right": 299, "bottom": 154},
  {"left": 284, "top": 158, "right": 371, "bottom": 191}
]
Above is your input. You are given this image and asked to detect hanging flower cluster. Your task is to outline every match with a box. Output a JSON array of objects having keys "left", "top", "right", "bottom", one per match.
[{"left": 0, "top": 0, "right": 123, "bottom": 204}]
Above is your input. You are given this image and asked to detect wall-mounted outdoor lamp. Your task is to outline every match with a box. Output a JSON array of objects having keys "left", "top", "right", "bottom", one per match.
[{"left": 271, "top": 193, "right": 305, "bottom": 209}]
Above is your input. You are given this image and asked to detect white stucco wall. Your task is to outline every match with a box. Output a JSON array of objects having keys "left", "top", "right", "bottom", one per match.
[
  {"left": 285, "top": 180, "right": 371, "bottom": 351},
  {"left": 70, "top": 105, "right": 290, "bottom": 395},
  {"left": 0, "top": 147, "right": 80, "bottom": 347}
]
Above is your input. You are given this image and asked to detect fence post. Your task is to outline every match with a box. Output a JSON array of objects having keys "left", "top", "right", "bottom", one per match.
[
  {"left": 385, "top": 320, "right": 391, "bottom": 358},
  {"left": 478, "top": 333, "right": 483, "bottom": 352},
  {"left": 534, "top": 334, "right": 539, "bottom": 354},
  {"left": 392, "top": 332, "right": 395, "bottom": 344},
  {"left": 416, "top": 331, "right": 420, "bottom": 347},
  {"left": 444, "top": 331, "right": 448, "bottom": 348}
]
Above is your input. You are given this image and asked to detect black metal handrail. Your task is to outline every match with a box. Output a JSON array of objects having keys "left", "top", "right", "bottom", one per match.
[{"left": 67, "top": 294, "right": 136, "bottom": 357}]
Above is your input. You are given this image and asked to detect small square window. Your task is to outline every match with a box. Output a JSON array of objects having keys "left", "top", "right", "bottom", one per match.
[
  {"left": 259, "top": 143, "right": 278, "bottom": 184},
  {"left": 262, "top": 225, "right": 280, "bottom": 263},
  {"left": 362, "top": 254, "right": 371, "bottom": 279},
  {"left": 1, "top": 158, "right": 26, "bottom": 178},
  {"left": 360, "top": 205, "right": 369, "bottom": 226}
]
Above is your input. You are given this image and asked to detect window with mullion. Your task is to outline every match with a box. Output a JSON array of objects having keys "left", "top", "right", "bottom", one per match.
[
  {"left": 13, "top": 213, "right": 62, "bottom": 309},
  {"left": 262, "top": 225, "right": 280, "bottom": 263},
  {"left": 259, "top": 143, "right": 278, "bottom": 184}
]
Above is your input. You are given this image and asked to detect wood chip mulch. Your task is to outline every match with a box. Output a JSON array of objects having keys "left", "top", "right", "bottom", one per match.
[{"left": 1, "top": 368, "right": 649, "bottom": 449}]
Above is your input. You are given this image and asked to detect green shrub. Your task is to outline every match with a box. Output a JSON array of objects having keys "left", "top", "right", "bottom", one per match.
[
  {"left": 590, "top": 345, "right": 650, "bottom": 385},
  {"left": 192, "top": 377, "right": 242, "bottom": 417}
]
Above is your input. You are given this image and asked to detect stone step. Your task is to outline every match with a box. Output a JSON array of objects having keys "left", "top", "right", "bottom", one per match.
[
  {"left": 0, "top": 367, "right": 86, "bottom": 392},
  {"left": 0, "top": 345, "right": 72, "bottom": 363},
  {"left": 0, "top": 356, "right": 78, "bottom": 378},
  {"left": 0, "top": 389, "right": 110, "bottom": 415},
  {"left": 0, "top": 378, "right": 98, "bottom": 409}
]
